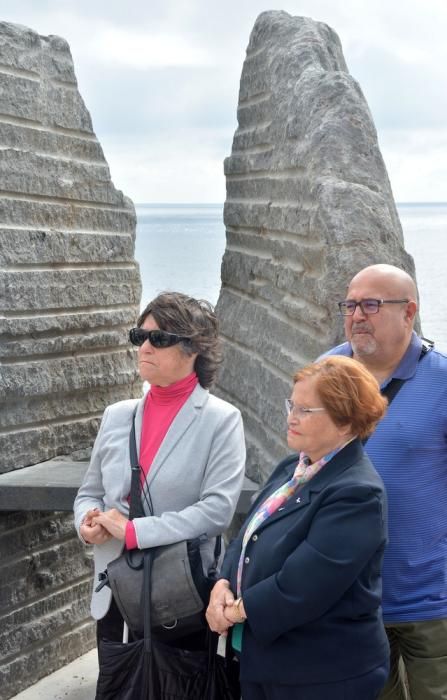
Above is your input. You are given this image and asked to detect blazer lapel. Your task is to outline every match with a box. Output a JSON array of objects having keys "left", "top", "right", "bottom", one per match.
[
  {"left": 261, "top": 483, "right": 313, "bottom": 528},
  {"left": 144, "top": 384, "right": 208, "bottom": 488},
  {"left": 255, "top": 439, "right": 364, "bottom": 530}
]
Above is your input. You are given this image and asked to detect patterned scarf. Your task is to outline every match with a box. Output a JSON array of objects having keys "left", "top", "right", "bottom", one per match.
[{"left": 236, "top": 442, "right": 351, "bottom": 596}]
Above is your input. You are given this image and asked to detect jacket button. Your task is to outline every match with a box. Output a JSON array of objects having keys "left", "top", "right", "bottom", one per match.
[
  {"left": 244, "top": 556, "right": 250, "bottom": 564},
  {"left": 252, "top": 535, "right": 258, "bottom": 542}
]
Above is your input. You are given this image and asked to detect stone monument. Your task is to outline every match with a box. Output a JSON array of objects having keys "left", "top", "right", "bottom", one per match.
[
  {"left": 0, "top": 22, "right": 141, "bottom": 697},
  {"left": 215, "top": 11, "right": 417, "bottom": 483},
  {"left": 0, "top": 21, "right": 141, "bottom": 473}
]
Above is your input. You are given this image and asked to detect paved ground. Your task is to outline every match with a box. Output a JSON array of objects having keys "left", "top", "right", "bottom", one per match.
[{"left": 10, "top": 650, "right": 98, "bottom": 700}]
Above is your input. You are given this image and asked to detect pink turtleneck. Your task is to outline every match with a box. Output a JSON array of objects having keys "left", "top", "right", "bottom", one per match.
[{"left": 125, "top": 371, "right": 198, "bottom": 549}]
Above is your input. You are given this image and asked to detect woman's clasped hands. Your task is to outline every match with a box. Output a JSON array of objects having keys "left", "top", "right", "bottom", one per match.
[
  {"left": 206, "top": 579, "right": 246, "bottom": 636},
  {"left": 80, "top": 508, "right": 128, "bottom": 544}
]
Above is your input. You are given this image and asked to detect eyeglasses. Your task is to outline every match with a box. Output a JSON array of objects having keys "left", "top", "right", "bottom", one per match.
[
  {"left": 337, "top": 298, "right": 409, "bottom": 316},
  {"left": 285, "top": 399, "right": 326, "bottom": 417},
  {"left": 129, "top": 327, "right": 191, "bottom": 349}
]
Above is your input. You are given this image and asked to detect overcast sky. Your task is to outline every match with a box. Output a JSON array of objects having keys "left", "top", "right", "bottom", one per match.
[{"left": 2, "top": 0, "right": 446, "bottom": 203}]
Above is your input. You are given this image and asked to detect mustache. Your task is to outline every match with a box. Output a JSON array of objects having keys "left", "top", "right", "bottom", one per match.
[{"left": 351, "top": 322, "right": 373, "bottom": 333}]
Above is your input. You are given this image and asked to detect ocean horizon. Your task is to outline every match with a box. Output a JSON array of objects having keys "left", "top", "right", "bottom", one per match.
[{"left": 135, "top": 202, "right": 447, "bottom": 352}]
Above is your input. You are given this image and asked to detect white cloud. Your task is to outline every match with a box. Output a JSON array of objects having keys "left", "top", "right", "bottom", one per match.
[
  {"left": 0, "top": 0, "right": 446, "bottom": 202},
  {"left": 87, "top": 27, "right": 212, "bottom": 69},
  {"left": 380, "top": 128, "right": 447, "bottom": 202},
  {"left": 104, "top": 127, "right": 228, "bottom": 203}
]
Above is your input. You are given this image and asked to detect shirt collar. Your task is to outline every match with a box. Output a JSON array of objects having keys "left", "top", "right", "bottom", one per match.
[
  {"left": 344, "top": 331, "right": 421, "bottom": 388},
  {"left": 382, "top": 331, "right": 421, "bottom": 386}
]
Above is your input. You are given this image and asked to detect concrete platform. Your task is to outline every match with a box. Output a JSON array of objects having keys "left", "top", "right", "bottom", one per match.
[
  {"left": 0, "top": 459, "right": 89, "bottom": 511},
  {"left": 0, "top": 458, "right": 258, "bottom": 513},
  {"left": 9, "top": 649, "right": 98, "bottom": 700}
]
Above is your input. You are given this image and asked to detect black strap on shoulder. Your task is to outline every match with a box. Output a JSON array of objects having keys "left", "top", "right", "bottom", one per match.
[
  {"left": 420, "top": 337, "right": 434, "bottom": 356},
  {"left": 129, "top": 410, "right": 145, "bottom": 520},
  {"left": 363, "top": 337, "right": 434, "bottom": 445},
  {"left": 127, "top": 411, "right": 222, "bottom": 566},
  {"left": 381, "top": 377, "right": 405, "bottom": 405},
  {"left": 380, "top": 336, "right": 433, "bottom": 407}
]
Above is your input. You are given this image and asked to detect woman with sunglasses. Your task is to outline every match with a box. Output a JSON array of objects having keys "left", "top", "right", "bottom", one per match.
[
  {"left": 74, "top": 292, "right": 245, "bottom": 659},
  {"left": 207, "top": 355, "right": 389, "bottom": 700}
]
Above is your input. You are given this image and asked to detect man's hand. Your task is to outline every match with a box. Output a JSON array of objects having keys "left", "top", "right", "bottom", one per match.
[
  {"left": 206, "top": 579, "right": 235, "bottom": 636},
  {"left": 91, "top": 508, "right": 128, "bottom": 541}
]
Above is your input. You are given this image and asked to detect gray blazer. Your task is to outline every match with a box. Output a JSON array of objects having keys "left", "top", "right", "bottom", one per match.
[{"left": 74, "top": 384, "right": 246, "bottom": 619}]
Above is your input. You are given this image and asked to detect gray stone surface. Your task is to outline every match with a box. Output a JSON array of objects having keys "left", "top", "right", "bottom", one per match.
[
  {"left": 0, "top": 21, "right": 142, "bottom": 699},
  {"left": 0, "top": 457, "right": 258, "bottom": 514},
  {"left": 0, "top": 510, "right": 95, "bottom": 700},
  {"left": 0, "top": 459, "right": 89, "bottom": 511},
  {"left": 215, "top": 11, "right": 417, "bottom": 483},
  {"left": 0, "top": 21, "right": 142, "bottom": 474}
]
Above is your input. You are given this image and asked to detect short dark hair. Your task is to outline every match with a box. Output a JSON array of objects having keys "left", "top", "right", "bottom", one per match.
[
  {"left": 137, "top": 291, "right": 222, "bottom": 388},
  {"left": 293, "top": 356, "right": 387, "bottom": 439}
]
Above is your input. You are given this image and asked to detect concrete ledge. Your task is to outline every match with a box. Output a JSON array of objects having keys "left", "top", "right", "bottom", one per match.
[
  {"left": 0, "top": 460, "right": 89, "bottom": 511},
  {"left": 0, "top": 459, "right": 258, "bottom": 513}
]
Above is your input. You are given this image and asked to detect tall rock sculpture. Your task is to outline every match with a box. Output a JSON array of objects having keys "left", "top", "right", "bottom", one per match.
[
  {"left": 215, "top": 11, "right": 416, "bottom": 483},
  {"left": 0, "top": 22, "right": 141, "bottom": 697},
  {"left": 0, "top": 22, "right": 141, "bottom": 472}
]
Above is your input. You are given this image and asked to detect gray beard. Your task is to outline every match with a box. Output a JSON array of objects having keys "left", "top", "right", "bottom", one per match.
[{"left": 351, "top": 334, "right": 378, "bottom": 356}]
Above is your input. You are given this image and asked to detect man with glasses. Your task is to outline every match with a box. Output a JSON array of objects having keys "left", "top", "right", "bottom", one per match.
[{"left": 325, "top": 263, "right": 447, "bottom": 700}]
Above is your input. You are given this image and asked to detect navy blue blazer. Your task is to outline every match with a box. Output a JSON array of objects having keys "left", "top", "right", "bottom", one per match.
[{"left": 220, "top": 439, "right": 389, "bottom": 685}]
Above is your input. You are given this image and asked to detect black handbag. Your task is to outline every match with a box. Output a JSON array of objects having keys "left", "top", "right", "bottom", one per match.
[
  {"left": 95, "top": 551, "right": 240, "bottom": 700},
  {"left": 96, "top": 411, "right": 221, "bottom": 640},
  {"left": 207, "top": 635, "right": 241, "bottom": 700}
]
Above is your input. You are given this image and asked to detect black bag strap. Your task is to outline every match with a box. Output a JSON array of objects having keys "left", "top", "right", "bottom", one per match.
[
  {"left": 420, "top": 336, "right": 434, "bottom": 356},
  {"left": 363, "top": 336, "right": 434, "bottom": 445},
  {"left": 143, "top": 548, "right": 153, "bottom": 649},
  {"left": 380, "top": 377, "right": 405, "bottom": 405},
  {"left": 381, "top": 336, "right": 433, "bottom": 406},
  {"left": 128, "top": 410, "right": 222, "bottom": 569},
  {"left": 208, "top": 535, "right": 222, "bottom": 577},
  {"left": 129, "top": 410, "right": 145, "bottom": 520}
]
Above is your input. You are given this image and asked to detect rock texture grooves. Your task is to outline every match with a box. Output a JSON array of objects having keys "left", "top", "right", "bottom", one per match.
[
  {"left": 0, "top": 22, "right": 142, "bottom": 473},
  {"left": 0, "top": 511, "right": 94, "bottom": 699},
  {"left": 215, "top": 11, "right": 416, "bottom": 483},
  {"left": 0, "top": 22, "right": 141, "bottom": 697}
]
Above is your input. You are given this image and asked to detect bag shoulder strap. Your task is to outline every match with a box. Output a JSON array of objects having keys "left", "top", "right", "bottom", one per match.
[
  {"left": 383, "top": 336, "right": 434, "bottom": 403},
  {"left": 208, "top": 535, "right": 222, "bottom": 577},
  {"left": 381, "top": 377, "right": 405, "bottom": 405},
  {"left": 420, "top": 336, "right": 434, "bottom": 356},
  {"left": 363, "top": 336, "right": 434, "bottom": 445},
  {"left": 128, "top": 411, "right": 222, "bottom": 567},
  {"left": 129, "top": 409, "right": 145, "bottom": 520}
]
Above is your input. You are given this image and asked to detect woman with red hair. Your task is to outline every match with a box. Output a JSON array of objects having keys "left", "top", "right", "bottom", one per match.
[{"left": 207, "top": 355, "right": 390, "bottom": 700}]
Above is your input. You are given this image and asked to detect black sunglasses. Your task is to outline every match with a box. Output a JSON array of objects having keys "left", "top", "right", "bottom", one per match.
[{"left": 129, "top": 327, "right": 191, "bottom": 349}]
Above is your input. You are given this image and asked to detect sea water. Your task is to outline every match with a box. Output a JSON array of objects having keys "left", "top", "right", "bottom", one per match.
[
  {"left": 135, "top": 203, "right": 447, "bottom": 352},
  {"left": 399, "top": 203, "right": 447, "bottom": 351},
  {"left": 135, "top": 204, "right": 224, "bottom": 307}
]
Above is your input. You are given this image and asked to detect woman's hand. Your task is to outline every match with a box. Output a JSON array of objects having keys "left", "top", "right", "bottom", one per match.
[
  {"left": 91, "top": 508, "right": 128, "bottom": 541},
  {"left": 206, "top": 579, "right": 235, "bottom": 636},
  {"left": 224, "top": 598, "right": 247, "bottom": 624},
  {"left": 80, "top": 508, "right": 113, "bottom": 545}
]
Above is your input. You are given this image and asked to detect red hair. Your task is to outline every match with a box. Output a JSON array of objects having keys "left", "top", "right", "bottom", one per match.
[{"left": 293, "top": 356, "right": 387, "bottom": 439}]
